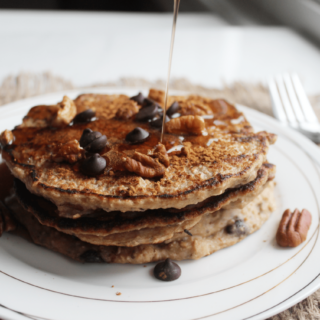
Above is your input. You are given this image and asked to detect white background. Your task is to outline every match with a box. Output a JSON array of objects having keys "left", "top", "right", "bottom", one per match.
[{"left": 1, "top": 10, "right": 320, "bottom": 93}]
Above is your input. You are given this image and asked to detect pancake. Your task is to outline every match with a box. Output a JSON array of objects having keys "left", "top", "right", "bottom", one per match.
[
  {"left": 3, "top": 181, "right": 275, "bottom": 264},
  {"left": 0, "top": 90, "right": 277, "bottom": 265},
  {"left": 14, "top": 163, "right": 275, "bottom": 246},
  {"left": 1, "top": 91, "right": 276, "bottom": 216}
]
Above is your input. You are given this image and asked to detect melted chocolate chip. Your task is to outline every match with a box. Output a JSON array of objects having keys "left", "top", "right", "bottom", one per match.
[
  {"left": 154, "top": 258, "right": 181, "bottom": 281},
  {"left": 125, "top": 127, "right": 149, "bottom": 144},
  {"left": 79, "top": 129, "right": 107, "bottom": 152},
  {"left": 80, "top": 154, "right": 106, "bottom": 176},
  {"left": 73, "top": 109, "right": 96, "bottom": 124},
  {"left": 184, "top": 229, "right": 193, "bottom": 236},
  {"left": 150, "top": 115, "right": 170, "bottom": 128},
  {"left": 80, "top": 250, "right": 103, "bottom": 263},
  {"left": 135, "top": 104, "right": 159, "bottom": 122},
  {"left": 130, "top": 92, "right": 145, "bottom": 105},
  {"left": 166, "top": 101, "right": 179, "bottom": 116},
  {"left": 225, "top": 219, "right": 247, "bottom": 236}
]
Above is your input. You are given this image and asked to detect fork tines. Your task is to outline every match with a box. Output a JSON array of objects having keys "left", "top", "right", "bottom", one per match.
[{"left": 268, "top": 73, "right": 320, "bottom": 143}]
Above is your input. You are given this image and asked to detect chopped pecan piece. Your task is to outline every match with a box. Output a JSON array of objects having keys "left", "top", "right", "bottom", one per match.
[
  {"left": 115, "top": 101, "right": 139, "bottom": 120},
  {"left": 180, "top": 142, "right": 192, "bottom": 157},
  {"left": 0, "top": 130, "right": 14, "bottom": 147},
  {"left": 165, "top": 115, "right": 205, "bottom": 135},
  {"left": 148, "top": 89, "right": 165, "bottom": 106},
  {"left": 20, "top": 105, "right": 58, "bottom": 128},
  {"left": 276, "top": 209, "right": 312, "bottom": 247},
  {"left": 51, "top": 96, "right": 77, "bottom": 127},
  {"left": 49, "top": 139, "right": 84, "bottom": 164},
  {"left": 19, "top": 96, "right": 76, "bottom": 128},
  {"left": 257, "top": 131, "right": 278, "bottom": 145},
  {"left": 124, "top": 152, "right": 165, "bottom": 178}
]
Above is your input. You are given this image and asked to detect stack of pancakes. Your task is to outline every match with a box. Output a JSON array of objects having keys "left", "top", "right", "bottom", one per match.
[{"left": 0, "top": 90, "right": 276, "bottom": 264}]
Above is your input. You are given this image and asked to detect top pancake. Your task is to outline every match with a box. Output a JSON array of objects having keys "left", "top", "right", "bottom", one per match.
[{"left": 1, "top": 90, "right": 276, "bottom": 215}]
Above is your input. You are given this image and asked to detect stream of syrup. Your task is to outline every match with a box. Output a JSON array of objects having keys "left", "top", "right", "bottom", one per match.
[{"left": 160, "top": 0, "right": 181, "bottom": 143}]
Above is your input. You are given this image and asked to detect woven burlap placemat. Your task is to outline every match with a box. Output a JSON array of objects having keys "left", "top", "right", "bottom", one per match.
[{"left": 1, "top": 72, "right": 320, "bottom": 320}]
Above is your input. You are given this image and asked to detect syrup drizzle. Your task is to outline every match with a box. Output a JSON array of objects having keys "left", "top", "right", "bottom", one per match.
[{"left": 160, "top": 0, "right": 181, "bottom": 143}]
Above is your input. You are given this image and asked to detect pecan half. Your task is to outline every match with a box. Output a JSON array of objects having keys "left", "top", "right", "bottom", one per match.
[
  {"left": 151, "top": 143, "right": 170, "bottom": 167},
  {"left": 179, "top": 99, "right": 213, "bottom": 116},
  {"left": 49, "top": 139, "right": 84, "bottom": 164},
  {"left": 0, "top": 129, "right": 14, "bottom": 147},
  {"left": 165, "top": 115, "right": 205, "bottom": 135},
  {"left": 124, "top": 152, "right": 165, "bottom": 178},
  {"left": 276, "top": 209, "right": 312, "bottom": 247},
  {"left": 102, "top": 150, "right": 126, "bottom": 170}
]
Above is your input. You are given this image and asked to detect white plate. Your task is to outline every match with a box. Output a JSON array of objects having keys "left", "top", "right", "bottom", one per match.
[{"left": 0, "top": 88, "right": 320, "bottom": 320}]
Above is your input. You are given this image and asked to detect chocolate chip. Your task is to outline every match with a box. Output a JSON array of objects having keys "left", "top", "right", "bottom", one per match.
[
  {"left": 73, "top": 109, "right": 96, "bottom": 124},
  {"left": 130, "top": 92, "right": 145, "bottom": 105},
  {"left": 125, "top": 127, "right": 149, "bottom": 144},
  {"left": 80, "top": 154, "right": 106, "bottom": 176},
  {"left": 80, "top": 128, "right": 95, "bottom": 145},
  {"left": 184, "top": 229, "right": 193, "bottom": 236},
  {"left": 142, "top": 98, "right": 157, "bottom": 108},
  {"left": 87, "top": 135, "right": 107, "bottom": 152},
  {"left": 225, "top": 219, "right": 247, "bottom": 236},
  {"left": 154, "top": 258, "right": 181, "bottom": 281},
  {"left": 80, "top": 250, "right": 103, "bottom": 263},
  {"left": 135, "top": 104, "right": 159, "bottom": 122},
  {"left": 166, "top": 101, "right": 179, "bottom": 116},
  {"left": 150, "top": 115, "right": 170, "bottom": 128},
  {"left": 79, "top": 129, "right": 107, "bottom": 152}
]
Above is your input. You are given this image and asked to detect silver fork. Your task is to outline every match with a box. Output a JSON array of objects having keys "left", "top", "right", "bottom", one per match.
[{"left": 268, "top": 73, "right": 320, "bottom": 143}]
